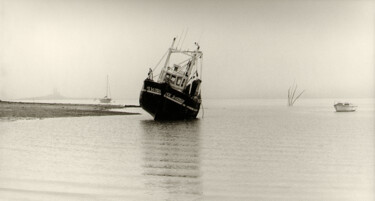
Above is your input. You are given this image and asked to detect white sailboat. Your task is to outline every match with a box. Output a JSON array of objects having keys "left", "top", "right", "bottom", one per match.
[{"left": 100, "top": 75, "right": 112, "bottom": 103}]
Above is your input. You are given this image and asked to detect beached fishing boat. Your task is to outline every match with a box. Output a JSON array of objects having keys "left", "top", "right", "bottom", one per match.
[
  {"left": 334, "top": 102, "right": 357, "bottom": 112},
  {"left": 100, "top": 75, "right": 112, "bottom": 103},
  {"left": 139, "top": 38, "right": 203, "bottom": 120}
]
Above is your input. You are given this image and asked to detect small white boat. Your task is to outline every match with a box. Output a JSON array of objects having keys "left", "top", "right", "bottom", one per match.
[{"left": 334, "top": 102, "right": 357, "bottom": 112}]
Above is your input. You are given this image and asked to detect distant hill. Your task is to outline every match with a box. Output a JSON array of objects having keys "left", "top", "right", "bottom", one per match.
[
  {"left": 25, "top": 93, "right": 67, "bottom": 100},
  {"left": 27, "top": 94, "right": 67, "bottom": 100},
  {"left": 23, "top": 89, "right": 68, "bottom": 100}
]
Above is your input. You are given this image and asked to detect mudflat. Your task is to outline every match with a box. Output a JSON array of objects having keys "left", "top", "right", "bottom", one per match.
[{"left": 0, "top": 101, "right": 139, "bottom": 120}]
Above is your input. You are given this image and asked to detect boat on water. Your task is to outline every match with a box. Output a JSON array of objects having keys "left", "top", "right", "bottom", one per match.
[
  {"left": 100, "top": 75, "right": 112, "bottom": 103},
  {"left": 139, "top": 38, "right": 203, "bottom": 120},
  {"left": 334, "top": 102, "right": 357, "bottom": 112}
]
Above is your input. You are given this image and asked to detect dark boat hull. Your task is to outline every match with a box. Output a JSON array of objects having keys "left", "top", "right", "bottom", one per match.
[{"left": 139, "top": 79, "right": 201, "bottom": 120}]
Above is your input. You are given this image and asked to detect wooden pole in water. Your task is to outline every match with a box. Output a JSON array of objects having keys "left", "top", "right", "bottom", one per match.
[
  {"left": 288, "top": 83, "right": 304, "bottom": 106},
  {"left": 288, "top": 87, "right": 291, "bottom": 106},
  {"left": 292, "top": 90, "right": 305, "bottom": 105},
  {"left": 291, "top": 84, "right": 297, "bottom": 105}
]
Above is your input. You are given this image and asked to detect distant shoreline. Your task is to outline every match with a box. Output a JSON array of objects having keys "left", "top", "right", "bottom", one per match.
[{"left": 0, "top": 100, "right": 140, "bottom": 120}]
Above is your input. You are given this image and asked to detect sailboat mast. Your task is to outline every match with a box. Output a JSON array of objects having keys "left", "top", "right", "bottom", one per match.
[
  {"left": 106, "top": 75, "right": 109, "bottom": 97},
  {"left": 108, "top": 76, "right": 111, "bottom": 98}
]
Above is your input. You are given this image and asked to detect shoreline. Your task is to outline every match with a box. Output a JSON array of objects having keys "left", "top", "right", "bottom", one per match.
[{"left": 0, "top": 100, "right": 140, "bottom": 120}]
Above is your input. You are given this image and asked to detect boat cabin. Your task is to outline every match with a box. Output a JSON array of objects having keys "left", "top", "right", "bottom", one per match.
[
  {"left": 158, "top": 63, "right": 190, "bottom": 91},
  {"left": 153, "top": 38, "right": 202, "bottom": 97}
]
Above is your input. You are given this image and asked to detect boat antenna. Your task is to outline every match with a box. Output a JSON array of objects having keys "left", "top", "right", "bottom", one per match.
[
  {"left": 171, "top": 37, "right": 176, "bottom": 48},
  {"left": 179, "top": 27, "right": 188, "bottom": 50},
  {"left": 194, "top": 42, "right": 200, "bottom": 50}
]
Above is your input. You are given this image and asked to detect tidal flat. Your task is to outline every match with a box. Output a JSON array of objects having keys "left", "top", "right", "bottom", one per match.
[{"left": 0, "top": 101, "right": 139, "bottom": 120}]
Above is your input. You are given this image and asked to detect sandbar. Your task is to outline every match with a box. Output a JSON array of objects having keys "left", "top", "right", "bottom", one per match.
[{"left": 0, "top": 100, "right": 139, "bottom": 120}]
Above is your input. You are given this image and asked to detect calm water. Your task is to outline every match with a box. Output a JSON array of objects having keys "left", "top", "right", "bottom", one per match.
[{"left": 0, "top": 99, "right": 374, "bottom": 201}]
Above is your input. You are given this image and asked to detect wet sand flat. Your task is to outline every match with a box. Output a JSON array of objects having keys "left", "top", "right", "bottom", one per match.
[{"left": 0, "top": 101, "right": 139, "bottom": 120}]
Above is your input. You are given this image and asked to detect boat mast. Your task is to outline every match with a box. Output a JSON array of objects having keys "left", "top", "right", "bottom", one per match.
[
  {"left": 185, "top": 42, "right": 200, "bottom": 80},
  {"left": 163, "top": 38, "right": 176, "bottom": 70}
]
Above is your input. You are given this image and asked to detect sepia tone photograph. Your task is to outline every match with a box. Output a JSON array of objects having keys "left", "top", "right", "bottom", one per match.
[{"left": 0, "top": 0, "right": 374, "bottom": 200}]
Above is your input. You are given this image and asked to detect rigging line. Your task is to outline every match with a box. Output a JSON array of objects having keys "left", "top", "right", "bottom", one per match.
[
  {"left": 201, "top": 101, "right": 204, "bottom": 119},
  {"left": 152, "top": 49, "right": 169, "bottom": 71},
  {"left": 195, "top": 59, "right": 199, "bottom": 75},
  {"left": 177, "top": 58, "right": 191, "bottom": 66},
  {"left": 188, "top": 62, "right": 196, "bottom": 80},
  {"left": 179, "top": 27, "right": 189, "bottom": 50},
  {"left": 200, "top": 55, "right": 203, "bottom": 80},
  {"left": 175, "top": 28, "right": 185, "bottom": 49}
]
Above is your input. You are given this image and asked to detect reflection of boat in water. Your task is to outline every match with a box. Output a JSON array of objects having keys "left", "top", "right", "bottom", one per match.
[
  {"left": 100, "top": 75, "right": 112, "bottom": 103},
  {"left": 140, "top": 120, "right": 201, "bottom": 198},
  {"left": 139, "top": 38, "right": 203, "bottom": 120},
  {"left": 334, "top": 102, "right": 357, "bottom": 112}
]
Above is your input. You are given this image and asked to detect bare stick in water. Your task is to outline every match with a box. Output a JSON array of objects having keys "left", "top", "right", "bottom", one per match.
[
  {"left": 288, "top": 83, "right": 305, "bottom": 106},
  {"left": 292, "top": 90, "right": 305, "bottom": 105}
]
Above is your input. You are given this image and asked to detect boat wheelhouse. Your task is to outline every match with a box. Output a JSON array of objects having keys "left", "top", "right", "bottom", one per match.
[{"left": 139, "top": 38, "right": 203, "bottom": 120}]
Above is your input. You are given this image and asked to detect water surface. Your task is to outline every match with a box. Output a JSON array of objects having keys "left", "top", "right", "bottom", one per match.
[{"left": 0, "top": 99, "right": 373, "bottom": 201}]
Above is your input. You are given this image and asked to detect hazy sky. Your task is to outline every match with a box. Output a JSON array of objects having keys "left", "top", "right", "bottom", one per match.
[{"left": 0, "top": 0, "right": 374, "bottom": 99}]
